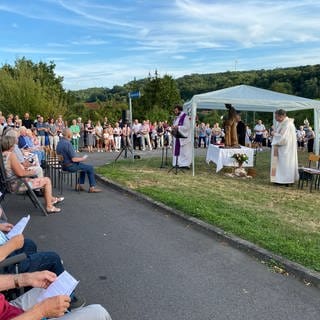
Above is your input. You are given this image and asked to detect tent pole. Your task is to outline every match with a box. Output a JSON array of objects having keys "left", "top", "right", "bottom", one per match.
[
  {"left": 273, "top": 111, "right": 276, "bottom": 128},
  {"left": 314, "top": 107, "right": 319, "bottom": 155}
]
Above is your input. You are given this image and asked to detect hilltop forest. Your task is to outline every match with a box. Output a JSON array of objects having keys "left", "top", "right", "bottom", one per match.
[
  {"left": 72, "top": 64, "right": 320, "bottom": 126},
  {"left": 0, "top": 58, "right": 320, "bottom": 127}
]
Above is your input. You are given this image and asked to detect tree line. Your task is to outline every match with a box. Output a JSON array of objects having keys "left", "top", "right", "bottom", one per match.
[{"left": 0, "top": 58, "right": 319, "bottom": 127}]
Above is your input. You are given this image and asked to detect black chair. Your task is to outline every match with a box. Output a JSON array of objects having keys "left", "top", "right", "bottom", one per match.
[
  {"left": 56, "top": 155, "right": 83, "bottom": 194},
  {"left": 298, "top": 154, "right": 320, "bottom": 192},
  {"left": 0, "top": 253, "right": 27, "bottom": 272},
  {"left": 44, "top": 150, "right": 76, "bottom": 194},
  {"left": 0, "top": 145, "right": 48, "bottom": 216}
]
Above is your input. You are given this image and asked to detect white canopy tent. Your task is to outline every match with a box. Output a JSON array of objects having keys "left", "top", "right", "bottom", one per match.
[{"left": 183, "top": 85, "right": 320, "bottom": 176}]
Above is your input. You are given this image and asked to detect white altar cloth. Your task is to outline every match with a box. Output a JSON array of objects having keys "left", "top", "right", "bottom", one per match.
[{"left": 206, "top": 144, "right": 254, "bottom": 172}]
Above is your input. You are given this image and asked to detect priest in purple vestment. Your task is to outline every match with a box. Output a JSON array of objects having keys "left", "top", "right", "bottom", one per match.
[{"left": 172, "top": 105, "right": 192, "bottom": 168}]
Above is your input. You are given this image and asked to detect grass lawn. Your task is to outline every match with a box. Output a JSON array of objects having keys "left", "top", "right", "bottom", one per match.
[{"left": 96, "top": 150, "right": 320, "bottom": 272}]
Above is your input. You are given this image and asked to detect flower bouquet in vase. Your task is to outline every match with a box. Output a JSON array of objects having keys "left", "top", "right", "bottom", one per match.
[{"left": 231, "top": 153, "right": 249, "bottom": 177}]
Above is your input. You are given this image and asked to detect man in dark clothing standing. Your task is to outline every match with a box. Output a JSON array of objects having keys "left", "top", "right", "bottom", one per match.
[
  {"left": 236, "top": 112, "right": 246, "bottom": 146},
  {"left": 22, "top": 112, "right": 33, "bottom": 129}
]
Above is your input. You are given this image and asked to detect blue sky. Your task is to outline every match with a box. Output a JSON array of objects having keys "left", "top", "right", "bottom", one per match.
[{"left": 0, "top": 0, "right": 319, "bottom": 90}]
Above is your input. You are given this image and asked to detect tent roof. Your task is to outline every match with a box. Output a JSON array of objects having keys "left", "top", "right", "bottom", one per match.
[{"left": 184, "top": 84, "right": 320, "bottom": 112}]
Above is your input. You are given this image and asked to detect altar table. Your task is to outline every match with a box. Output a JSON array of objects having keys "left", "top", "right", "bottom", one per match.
[{"left": 206, "top": 144, "right": 254, "bottom": 172}]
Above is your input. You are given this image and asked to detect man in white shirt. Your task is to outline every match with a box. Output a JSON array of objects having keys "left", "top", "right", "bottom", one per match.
[
  {"left": 132, "top": 119, "right": 142, "bottom": 150},
  {"left": 296, "top": 125, "right": 306, "bottom": 150},
  {"left": 254, "top": 120, "right": 265, "bottom": 151}
]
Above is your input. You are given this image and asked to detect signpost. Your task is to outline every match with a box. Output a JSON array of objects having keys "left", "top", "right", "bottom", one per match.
[{"left": 129, "top": 91, "right": 141, "bottom": 99}]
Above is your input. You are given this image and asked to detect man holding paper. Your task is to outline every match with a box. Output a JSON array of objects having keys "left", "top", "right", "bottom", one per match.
[
  {"left": 0, "top": 270, "right": 112, "bottom": 320},
  {"left": 56, "top": 129, "right": 102, "bottom": 193}
]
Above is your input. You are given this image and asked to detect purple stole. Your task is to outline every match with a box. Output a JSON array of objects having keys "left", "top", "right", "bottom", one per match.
[{"left": 174, "top": 112, "right": 187, "bottom": 156}]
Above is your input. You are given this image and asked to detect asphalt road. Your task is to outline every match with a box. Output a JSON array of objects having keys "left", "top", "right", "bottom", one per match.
[{"left": 2, "top": 150, "right": 320, "bottom": 320}]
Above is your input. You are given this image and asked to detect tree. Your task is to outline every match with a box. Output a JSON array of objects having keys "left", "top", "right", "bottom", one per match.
[
  {"left": 0, "top": 58, "right": 67, "bottom": 118},
  {"left": 301, "top": 78, "right": 319, "bottom": 98},
  {"left": 135, "top": 72, "right": 181, "bottom": 121},
  {"left": 270, "top": 81, "right": 293, "bottom": 94}
]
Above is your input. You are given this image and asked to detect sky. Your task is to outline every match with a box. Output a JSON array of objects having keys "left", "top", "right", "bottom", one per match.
[{"left": 0, "top": 0, "right": 319, "bottom": 90}]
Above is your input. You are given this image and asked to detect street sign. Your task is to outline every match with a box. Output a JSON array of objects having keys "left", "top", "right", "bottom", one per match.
[{"left": 129, "top": 91, "right": 141, "bottom": 99}]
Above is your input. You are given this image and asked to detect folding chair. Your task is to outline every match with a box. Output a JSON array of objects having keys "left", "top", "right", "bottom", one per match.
[
  {"left": 56, "top": 155, "right": 83, "bottom": 195},
  {"left": 298, "top": 154, "right": 320, "bottom": 192}
]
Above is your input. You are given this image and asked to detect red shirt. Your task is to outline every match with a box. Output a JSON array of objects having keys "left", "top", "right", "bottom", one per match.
[{"left": 0, "top": 294, "right": 24, "bottom": 320}]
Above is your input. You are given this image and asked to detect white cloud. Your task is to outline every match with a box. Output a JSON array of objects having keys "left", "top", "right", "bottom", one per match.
[
  {"left": 0, "top": 46, "right": 91, "bottom": 55},
  {"left": 56, "top": 60, "right": 148, "bottom": 89},
  {"left": 57, "top": 0, "right": 141, "bottom": 29},
  {"left": 70, "top": 39, "right": 109, "bottom": 46},
  {"left": 2, "top": 1, "right": 320, "bottom": 54},
  {"left": 1, "top": 0, "right": 320, "bottom": 90},
  {"left": 172, "top": 55, "right": 186, "bottom": 60},
  {"left": 47, "top": 42, "right": 70, "bottom": 48},
  {"left": 58, "top": 44, "right": 320, "bottom": 90}
]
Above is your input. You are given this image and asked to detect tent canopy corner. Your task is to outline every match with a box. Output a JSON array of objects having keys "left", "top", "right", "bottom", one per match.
[{"left": 183, "top": 84, "right": 320, "bottom": 176}]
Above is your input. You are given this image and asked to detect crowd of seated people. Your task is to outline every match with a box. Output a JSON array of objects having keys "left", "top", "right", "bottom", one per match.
[
  {"left": 1, "top": 134, "right": 63, "bottom": 214},
  {"left": 1, "top": 112, "right": 104, "bottom": 196},
  {"left": 0, "top": 111, "right": 113, "bottom": 319}
]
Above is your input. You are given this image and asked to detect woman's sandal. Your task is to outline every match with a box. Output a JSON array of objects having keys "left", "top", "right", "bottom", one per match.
[
  {"left": 52, "top": 197, "right": 64, "bottom": 205},
  {"left": 46, "top": 206, "right": 61, "bottom": 214}
]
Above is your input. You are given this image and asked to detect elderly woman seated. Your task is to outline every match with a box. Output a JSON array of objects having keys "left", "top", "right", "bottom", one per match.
[
  {"left": 17, "top": 127, "right": 45, "bottom": 165},
  {"left": 5, "top": 129, "right": 43, "bottom": 179},
  {"left": 1, "top": 135, "right": 63, "bottom": 214}
]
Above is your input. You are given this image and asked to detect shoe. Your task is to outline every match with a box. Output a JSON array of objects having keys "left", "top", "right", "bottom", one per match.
[
  {"left": 69, "top": 294, "right": 86, "bottom": 311},
  {"left": 88, "top": 187, "right": 102, "bottom": 193},
  {"left": 46, "top": 206, "right": 61, "bottom": 214},
  {"left": 75, "top": 184, "right": 85, "bottom": 191},
  {"left": 52, "top": 197, "right": 64, "bottom": 205}
]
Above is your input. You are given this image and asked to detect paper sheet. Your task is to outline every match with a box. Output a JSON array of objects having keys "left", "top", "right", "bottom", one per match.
[
  {"left": 6, "top": 215, "right": 30, "bottom": 239},
  {"left": 37, "top": 271, "right": 79, "bottom": 302}
]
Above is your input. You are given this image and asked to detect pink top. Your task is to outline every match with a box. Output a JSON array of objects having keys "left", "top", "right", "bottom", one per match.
[{"left": 0, "top": 294, "right": 24, "bottom": 320}]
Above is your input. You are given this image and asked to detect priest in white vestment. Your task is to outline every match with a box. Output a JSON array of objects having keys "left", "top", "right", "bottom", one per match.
[
  {"left": 270, "top": 109, "right": 299, "bottom": 184},
  {"left": 172, "top": 105, "right": 192, "bottom": 168}
]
